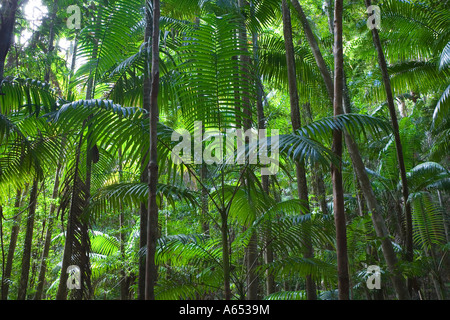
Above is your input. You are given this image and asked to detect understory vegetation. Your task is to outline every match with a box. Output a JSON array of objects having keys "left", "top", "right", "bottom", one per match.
[{"left": 0, "top": 0, "right": 448, "bottom": 300}]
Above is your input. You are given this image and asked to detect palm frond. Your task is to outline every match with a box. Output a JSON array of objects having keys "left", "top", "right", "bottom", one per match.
[
  {"left": 432, "top": 84, "right": 450, "bottom": 128},
  {"left": 264, "top": 290, "right": 307, "bottom": 300},
  {"left": 174, "top": 13, "right": 256, "bottom": 131},
  {"left": 258, "top": 256, "right": 337, "bottom": 283},
  {"left": 406, "top": 162, "right": 450, "bottom": 192},
  {"left": 410, "top": 192, "right": 446, "bottom": 250}
]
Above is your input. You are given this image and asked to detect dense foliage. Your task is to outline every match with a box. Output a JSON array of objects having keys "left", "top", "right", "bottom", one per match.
[{"left": 0, "top": 0, "right": 448, "bottom": 300}]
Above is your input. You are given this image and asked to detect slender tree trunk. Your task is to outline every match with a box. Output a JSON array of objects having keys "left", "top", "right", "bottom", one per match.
[
  {"left": 56, "top": 125, "right": 92, "bottom": 300},
  {"left": 221, "top": 209, "right": 232, "bottom": 300},
  {"left": 34, "top": 163, "right": 62, "bottom": 300},
  {"left": 200, "top": 162, "right": 210, "bottom": 235},
  {"left": 331, "top": 0, "right": 350, "bottom": 300},
  {"left": 67, "top": 37, "right": 78, "bottom": 98},
  {"left": 118, "top": 148, "right": 130, "bottom": 300},
  {"left": 303, "top": 102, "right": 329, "bottom": 217},
  {"left": 17, "top": 179, "right": 39, "bottom": 300},
  {"left": 44, "top": 1, "right": 58, "bottom": 84},
  {"left": 139, "top": 4, "right": 153, "bottom": 300},
  {"left": 1, "top": 189, "right": 23, "bottom": 300},
  {"left": 253, "top": 26, "right": 275, "bottom": 295},
  {"left": 0, "top": 0, "right": 20, "bottom": 84},
  {"left": 237, "top": 0, "right": 259, "bottom": 300},
  {"left": 145, "top": 0, "right": 160, "bottom": 300},
  {"left": 281, "top": 0, "right": 317, "bottom": 300},
  {"left": 363, "top": 0, "right": 414, "bottom": 294},
  {"left": 290, "top": 0, "right": 334, "bottom": 97},
  {"left": 291, "top": 0, "right": 410, "bottom": 299}
]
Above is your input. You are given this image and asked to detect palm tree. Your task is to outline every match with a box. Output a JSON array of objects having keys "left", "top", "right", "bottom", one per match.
[
  {"left": 364, "top": 0, "right": 414, "bottom": 294},
  {"left": 289, "top": 0, "right": 411, "bottom": 300},
  {"left": 145, "top": 0, "right": 161, "bottom": 301},
  {"left": 0, "top": 0, "right": 20, "bottom": 84},
  {"left": 330, "top": 0, "right": 350, "bottom": 301},
  {"left": 281, "top": 0, "right": 317, "bottom": 300}
]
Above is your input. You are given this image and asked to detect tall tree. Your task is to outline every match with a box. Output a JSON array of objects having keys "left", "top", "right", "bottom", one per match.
[
  {"left": 34, "top": 163, "right": 62, "bottom": 300},
  {"left": 0, "top": 0, "right": 20, "bottom": 84},
  {"left": 281, "top": 0, "right": 317, "bottom": 300},
  {"left": 331, "top": 0, "right": 349, "bottom": 300},
  {"left": 251, "top": 14, "right": 274, "bottom": 296},
  {"left": 145, "top": 0, "right": 160, "bottom": 301},
  {"left": 138, "top": 3, "right": 153, "bottom": 300},
  {"left": 17, "top": 179, "right": 39, "bottom": 300},
  {"left": 290, "top": 0, "right": 410, "bottom": 300},
  {"left": 237, "top": 0, "right": 259, "bottom": 301},
  {"left": 363, "top": 0, "right": 414, "bottom": 295},
  {"left": 1, "top": 189, "right": 23, "bottom": 299}
]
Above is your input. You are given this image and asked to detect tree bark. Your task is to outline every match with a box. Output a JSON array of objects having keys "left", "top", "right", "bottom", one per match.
[
  {"left": 221, "top": 210, "right": 232, "bottom": 300},
  {"left": 138, "top": 3, "right": 153, "bottom": 300},
  {"left": 237, "top": 0, "right": 260, "bottom": 300},
  {"left": 281, "top": 0, "right": 317, "bottom": 300},
  {"left": 331, "top": 0, "right": 350, "bottom": 300},
  {"left": 290, "top": 0, "right": 334, "bottom": 100},
  {"left": 34, "top": 163, "right": 62, "bottom": 300},
  {"left": 0, "top": 0, "right": 20, "bottom": 84},
  {"left": 145, "top": 0, "right": 160, "bottom": 300},
  {"left": 363, "top": 0, "right": 414, "bottom": 295},
  {"left": 17, "top": 179, "right": 39, "bottom": 300},
  {"left": 44, "top": 1, "right": 58, "bottom": 84},
  {"left": 253, "top": 25, "right": 275, "bottom": 295},
  {"left": 1, "top": 189, "right": 23, "bottom": 300},
  {"left": 118, "top": 148, "right": 130, "bottom": 300}
]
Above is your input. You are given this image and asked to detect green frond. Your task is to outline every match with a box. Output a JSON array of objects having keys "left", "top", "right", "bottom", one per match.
[
  {"left": 174, "top": 13, "right": 256, "bottom": 131},
  {"left": 406, "top": 162, "right": 450, "bottom": 192},
  {"left": 89, "top": 182, "right": 198, "bottom": 221},
  {"left": 0, "top": 77, "right": 60, "bottom": 114},
  {"left": 258, "top": 256, "right": 337, "bottom": 283},
  {"left": 410, "top": 192, "right": 446, "bottom": 250},
  {"left": 432, "top": 84, "right": 450, "bottom": 128},
  {"left": 90, "top": 230, "right": 120, "bottom": 257},
  {"left": 279, "top": 113, "right": 391, "bottom": 168},
  {"left": 439, "top": 42, "right": 450, "bottom": 70},
  {"left": 264, "top": 290, "right": 307, "bottom": 300}
]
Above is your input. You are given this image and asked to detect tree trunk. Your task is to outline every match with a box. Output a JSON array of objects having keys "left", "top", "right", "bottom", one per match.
[
  {"left": 291, "top": 0, "right": 410, "bottom": 300},
  {"left": 281, "top": 0, "right": 317, "bottom": 300},
  {"left": 118, "top": 148, "right": 130, "bottom": 300},
  {"left": 1, "top": 189, "right": 23, "bottom": 300},
  {"left": 145, "top": 0, "right": 160, "bottom": 300},
  {"left": 56, "top": 125, "right": 92, "bottom": 300},
  {"left": 138, "top": 4, "right": 152, "bottom": 300},
  {"left": 17, "top": 179, "right": 39, "bottom": 300},
  {"left": 253, "top": 25, "right": 275, "bottom": 295},
  {"left": 44, "top": 1, "right": 58, "bottom": 84},
  {"left": 34, "top": 163, "right": 62, "bottom": 300},
  {"left": 331, "top": 0, "right": 350, "bottom": 300},
  {"left": 363, "top": 0, "right": 414, "bottom": 294},
  {"left": 0, "top": 0, "right": 19, "bottom": 84},
  {"left": 237, "top": 0, "right": 259, "bottom": 300},
  {"left": 221, "top": 210, "right": 232, "bottom": 300},
  {"left": 200, "top": 162, "right": 210, "bottom": 235},
  {"left": 290, "top": 0, "right": 334, "bottom": 99}
]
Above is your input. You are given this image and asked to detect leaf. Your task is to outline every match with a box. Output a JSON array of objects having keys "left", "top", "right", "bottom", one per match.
[{"left": 410, "top": 192, "right": 446, "bottom": 250}]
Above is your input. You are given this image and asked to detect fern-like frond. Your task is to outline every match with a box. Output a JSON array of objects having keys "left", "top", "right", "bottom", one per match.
[{"left": 410, "top": 192, "right": 446, "bottom": 250}]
